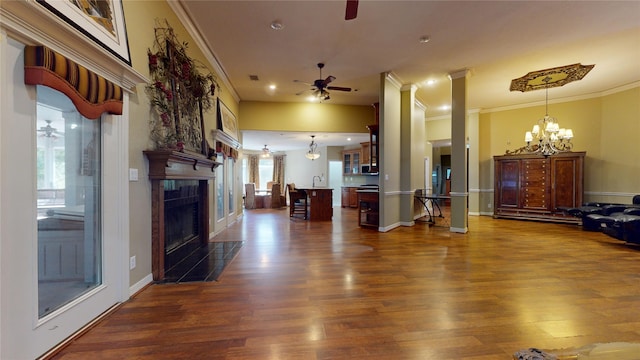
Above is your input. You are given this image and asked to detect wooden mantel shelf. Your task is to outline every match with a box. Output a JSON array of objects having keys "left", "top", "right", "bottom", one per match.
[{"left": 143, "top": 150, "right": 222, "bottom": 180}]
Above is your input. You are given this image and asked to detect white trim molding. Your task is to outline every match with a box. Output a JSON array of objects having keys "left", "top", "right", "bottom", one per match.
[{"left": 129, "top": 273, "right": 153, "bottom": 297}]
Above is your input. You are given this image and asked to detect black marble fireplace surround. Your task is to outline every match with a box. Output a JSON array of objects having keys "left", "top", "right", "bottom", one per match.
[{"left": 163, "top": 180, "right": 201, "bottom": 272}]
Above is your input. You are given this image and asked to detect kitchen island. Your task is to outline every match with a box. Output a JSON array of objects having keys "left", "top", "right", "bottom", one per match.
[{"left": 297, "top": 187, "right": 333, "bottom": 221}]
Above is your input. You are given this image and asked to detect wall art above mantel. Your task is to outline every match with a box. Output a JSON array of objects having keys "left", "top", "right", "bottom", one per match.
[{"left": 146, "top": 19, "right": 219, "bottom": 157}]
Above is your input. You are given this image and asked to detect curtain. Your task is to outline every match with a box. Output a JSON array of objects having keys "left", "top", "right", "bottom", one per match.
[
  {"left": 273, "top": 155, "right": 285, "bottom": 186},
  {"left": 248, "top": 154, "right": 259, "bottom": 185}
]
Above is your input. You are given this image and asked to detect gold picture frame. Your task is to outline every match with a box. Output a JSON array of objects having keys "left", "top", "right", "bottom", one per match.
[
  {"left": 37, "top": 0, "right": 131, "bottom": 65},
  {"left": 217, "top": 99, "right": 238, "bottom": 141}
]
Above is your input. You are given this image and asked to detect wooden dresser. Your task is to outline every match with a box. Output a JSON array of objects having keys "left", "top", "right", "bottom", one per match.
[{"left": 493, "top": 152, "right": 585, "bottom": 223}]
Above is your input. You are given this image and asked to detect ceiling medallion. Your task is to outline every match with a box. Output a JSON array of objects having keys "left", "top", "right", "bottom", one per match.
[{"left": 509, "top": 63, "right": 595, "bottom": 92}]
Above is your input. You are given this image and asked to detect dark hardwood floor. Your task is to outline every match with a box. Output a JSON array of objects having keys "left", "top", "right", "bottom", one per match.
[{"left": 49, "top": 206, "right": 640, "bottom": 359}]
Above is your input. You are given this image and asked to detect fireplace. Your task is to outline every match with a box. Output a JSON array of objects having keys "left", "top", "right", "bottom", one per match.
[
  {"left": 144, "top": 150, "right": 220, "bottom": 281},
  {"left": 164, "top": 180, "right": 201, "bottom": 271}
]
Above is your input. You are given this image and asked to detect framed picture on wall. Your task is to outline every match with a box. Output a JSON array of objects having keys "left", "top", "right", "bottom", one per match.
[
  {"left": 37, "top": 0, "right": 131, "bottom": 65},
  {"left": 217, "top": 99, "right": 238, "bottom": 141}
]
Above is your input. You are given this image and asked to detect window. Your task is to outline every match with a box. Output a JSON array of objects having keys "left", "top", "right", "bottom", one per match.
[
  {"left": 258, "top": 157, "right": 273, "bottom": 190},
  {"left": 36, "top": 86, "right": 102, "bottom": 318},
  {"left": 216, "top": 158, "right": 224, "bottom": 221},
  {"left": 227, "top": 157, "right": 234, "bottom": 214}
]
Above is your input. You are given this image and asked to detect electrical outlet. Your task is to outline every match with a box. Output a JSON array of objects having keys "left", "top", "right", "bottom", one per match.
[
  {"left": 129, "top": 256, "right": 136, "bottom": 270},
  {"left": 488, "top": 203, "right": 492, "bottom": 209}
]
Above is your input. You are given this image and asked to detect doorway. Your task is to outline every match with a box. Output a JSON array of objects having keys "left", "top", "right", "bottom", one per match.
[{"left": 329, "top": 161, "right": 342, "bottom": 206}]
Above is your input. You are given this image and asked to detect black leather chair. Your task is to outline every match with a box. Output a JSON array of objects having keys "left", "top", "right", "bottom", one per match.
[
  {"left": 622, "top": 215, "right": 640, "bottom": 244},
  {"left": 600, "top": 208, "right": 640, "bottom": 240},
  {"left": 582, "top": 205, "right": 630, "bottom": 231}
]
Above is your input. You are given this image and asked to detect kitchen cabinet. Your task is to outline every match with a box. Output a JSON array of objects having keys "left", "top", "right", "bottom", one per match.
[
  {"left": 341, "top": 187, "right": 359, "bottom": 208},
  {"left": 361, "top": 142, "right": 370, "bottom": 165},
  {"left": 494, "top": 152, "right": 585, "bottom": 223},
  {"left": 342, "top": 149, "right": 361, "bottom": 175}
]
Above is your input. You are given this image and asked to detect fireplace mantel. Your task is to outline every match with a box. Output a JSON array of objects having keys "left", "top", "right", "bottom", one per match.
[
  {"left": 144, "top": 150, "right": 222, "bottom": 180},
  {"left": 144, "top": 150, "right": 221, "bottom": 281}
]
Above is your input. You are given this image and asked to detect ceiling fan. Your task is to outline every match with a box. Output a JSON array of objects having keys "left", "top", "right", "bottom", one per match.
[
  {"left": 38, "top": 120, "right": 64, "bottom": 139},
  {"left": 294, "top": 63, "right": 352, "bottom": 101}
]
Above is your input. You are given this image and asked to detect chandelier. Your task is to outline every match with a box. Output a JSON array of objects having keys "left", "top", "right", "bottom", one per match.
[
  {"left": 507, "top": 76, "right": 574, "bottom": 156},
  {"left": 507, "top": 63, "right": 593, "bottom": 156},
  {"left": 261, "top": 144, "right": 271, "bottom": 158},
  {"left": 305, "top": 135, "right": 320, "bottom": 160}
]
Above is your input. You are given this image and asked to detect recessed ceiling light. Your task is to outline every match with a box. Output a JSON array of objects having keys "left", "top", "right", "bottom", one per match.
[
  {"left": 419, "top": 35, "right": 430, "bottom": 44},
  {"left": 440, "top": 105, "right": 451, "bottom": 111},
  {"left": 347, "top": 137, "right": 352, "bottom": 141},
  {"left": 426, "top": 79, "right": 436, "bottom": 86},
  {"left": 268, "top": 84, "right": 276, "bottom": 90},
  {"left": 270, "top": 21, "right": 284, "bottom": 30}
]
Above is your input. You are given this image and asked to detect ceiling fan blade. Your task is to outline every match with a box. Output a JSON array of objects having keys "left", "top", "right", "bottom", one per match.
[
  {"left": 293, "top": 79, "right": 312, "bottom": 86},
  {"left": 345, "top": 0, "right": 358, "bottom": 20},
  {"left": 327, "top": 86, "right": 351, "bottom": 92},
  {"left": 321, "top": 75, "right": 336, "bottom": 87}
]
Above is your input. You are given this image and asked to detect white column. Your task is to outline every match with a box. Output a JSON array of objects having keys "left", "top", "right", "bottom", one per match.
[{"left": 448, "top": 69, "right": 469, "bottom": 233}]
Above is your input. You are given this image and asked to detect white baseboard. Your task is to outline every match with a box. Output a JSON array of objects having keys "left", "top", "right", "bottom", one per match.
[
  {"left": 129, "top": 273, "right": 153, "bottom": 297},
  {"left": 450, "top": 226, "right": 468, "bottom": 233},
  {"left": 379, "top": 222, "right": 402, "bottom": 232}
]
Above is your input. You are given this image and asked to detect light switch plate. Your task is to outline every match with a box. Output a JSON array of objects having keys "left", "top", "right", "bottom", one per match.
[{"left": 129, "top": 168, "right": 139, "bottom": 181}]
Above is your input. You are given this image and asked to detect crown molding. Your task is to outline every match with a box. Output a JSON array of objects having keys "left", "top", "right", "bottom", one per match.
[
  {"left": 415, "top": 100, "right": 427, "bottom": 111},
  {"left": 401, "top": 83, "right": 418, "bottom": 92},
  {"left": 480, "top": 81, "right": 640, "bottom": 114},
  {"left": 448, "top": 69, "right": 469, "bottom": 80},
  {"left": 385, "top": 72, "right": 404, "bottom": 89}
]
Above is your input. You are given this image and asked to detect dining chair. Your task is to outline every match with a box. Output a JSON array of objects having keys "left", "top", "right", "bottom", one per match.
[
  {"left": 286, "top": 183, "right": 308, "bottom": 219},
  {"left": 269, "top": 183, "right": 286, "bottom": 208},
  {"left": 266, "top": 181, "right": 275, "bottom": 191},
  {"left": 245, "top": 183, "right": 266, "bottom": 209},
  {"left": 244, "top": 183, "right": 257, "bottom": 209}
]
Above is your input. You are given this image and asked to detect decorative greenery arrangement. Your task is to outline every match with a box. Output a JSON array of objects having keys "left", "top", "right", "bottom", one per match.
[{"left": 146, "top": 20, "right": 219, "bottom": 152}]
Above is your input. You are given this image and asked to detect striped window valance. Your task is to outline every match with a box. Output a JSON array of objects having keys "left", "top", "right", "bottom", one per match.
[
  {"left": 216, "top": 141, "right": 238, "bottom": 160},
  {"left": 24, "top": 45, "right": 123, "bottom": 119}
]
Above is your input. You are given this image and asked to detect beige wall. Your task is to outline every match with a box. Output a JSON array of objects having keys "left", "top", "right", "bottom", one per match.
[
  {"left": 593, "top": 87, "right": 640, "bottom": 200},
  {"left": 426, "top": 118, "right": 451, "bottom": 142},
  {"left": 239, "top": 101, "right": 374, "bottom": 132}
]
